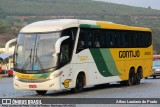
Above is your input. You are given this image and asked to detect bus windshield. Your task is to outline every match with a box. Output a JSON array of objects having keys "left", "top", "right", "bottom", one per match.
[{"left": 14, "top": 32, "right": 60, "bottom": 71}]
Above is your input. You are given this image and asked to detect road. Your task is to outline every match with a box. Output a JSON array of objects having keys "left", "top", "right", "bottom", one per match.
[
  {"left": 0, "top": 76, "right": 160, "bottom": 98},
  {"left": 0, "top": 77, "right": 160, "bottom": 107}
]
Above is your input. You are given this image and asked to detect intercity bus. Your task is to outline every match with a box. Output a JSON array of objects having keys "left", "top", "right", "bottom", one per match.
[{"left": 13, "top": 19, "right": 152, "bottom": 94}]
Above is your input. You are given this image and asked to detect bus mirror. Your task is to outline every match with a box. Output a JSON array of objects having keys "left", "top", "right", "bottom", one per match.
[
  {"left": 55, "top": 36, "right": 69, "bottom": 54},
  {"left": 52, "top": 53, "right": 58, "bottom": 65}
]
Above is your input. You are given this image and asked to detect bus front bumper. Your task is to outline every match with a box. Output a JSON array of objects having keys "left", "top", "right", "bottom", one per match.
[{"left": 13, "top": 78, "right": 61, "bottom": 91}]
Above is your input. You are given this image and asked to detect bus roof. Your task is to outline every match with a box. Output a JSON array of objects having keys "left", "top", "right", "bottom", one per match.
[{"left": 20, "top": 19, "right": 151, "bottom": 33}]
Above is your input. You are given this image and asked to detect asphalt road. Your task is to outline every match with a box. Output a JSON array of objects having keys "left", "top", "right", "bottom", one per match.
[
  {"left": 0, "top": 76, "right": 160, "bottom": 98},
  {"left": 0, "top": 76, "right": 160, "bottom": 107}
]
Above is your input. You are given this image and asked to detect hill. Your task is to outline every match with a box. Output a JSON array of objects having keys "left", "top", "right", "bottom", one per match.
[
  {"left": 1, "top": 0, "right": 160, "bottom": 16},
  {"left": 0, "top": 0, "right": 160, "bottom": 53}
]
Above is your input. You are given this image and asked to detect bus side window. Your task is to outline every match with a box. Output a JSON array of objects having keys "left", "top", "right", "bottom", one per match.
[
  {"left": 77, "top": 29, "right": 85, "bottom": 53},
  {"left": 124, "top": 33, "right": 128, "bottom": 47},
  {"left": 88, "top": 41, "right": 92, "bottom": 47},
  {"left": 78, "top": 40, "right": 85, "bottom": 50},
  {"left": 110, "top": 32, "right": 115, "bottom": 47},
  {"left": 118, "top": 32, "right": 123, "bottom": 47},
  {"left": 99, "top": 31, "right": 105, "bottom": 48},
  {"left": 87, "top": 32, "right": 92, "bottom": 48},
  {"left": 60, "top": 44, "right": 69, "bottom": 64},
  {"left": 60, "top": 27, "right": 78, "bottom": 65},
  {"left": 94, "top": 31, "right": 101, "bottom": 48}
]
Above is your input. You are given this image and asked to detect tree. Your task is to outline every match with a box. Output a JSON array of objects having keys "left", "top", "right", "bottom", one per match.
[
  {"left": 148, "top": 6, "right": 152, "bottom": 9},
  {"left": 0, "top": 9, "right": 6, "bottom": 18},
  {"left": 0, "top": 20, "right": 9, "bottom": 33}
]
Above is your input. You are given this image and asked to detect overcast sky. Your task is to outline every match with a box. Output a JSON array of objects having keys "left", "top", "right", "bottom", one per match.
[{"left": 97, "top": 0, "right": 160, "bottom": 10}]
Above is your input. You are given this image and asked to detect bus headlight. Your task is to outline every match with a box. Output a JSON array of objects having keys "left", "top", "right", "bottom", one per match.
[
  {"left": 14, "top": 75, "right": 19, "bottom": 80},
  {"left": 48, "top": 71, "right": 63, "bottom": 80}
]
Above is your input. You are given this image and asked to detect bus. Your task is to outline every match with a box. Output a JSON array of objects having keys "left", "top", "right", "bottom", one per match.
[{"left": 13, "top": 19, "right": 152, "bottom": 94}]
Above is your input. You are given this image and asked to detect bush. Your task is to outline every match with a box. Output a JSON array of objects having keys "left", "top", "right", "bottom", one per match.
[{"left": 0, "top": 20, "right": 9, "bottom": 33}]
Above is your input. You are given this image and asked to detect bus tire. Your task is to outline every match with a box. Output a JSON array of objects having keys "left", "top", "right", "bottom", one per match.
[
  {"left": 36, "top": 90, "right": 47, "bottom": 95},
  {"left": 72, "top": 73, "right": 84, "bottom": 93},
  {"left": 134, "top": 73, "right": 140, "bottom": 85},
  {"left": 126, "top": 69, "right": 135, "bottom": 86},
  {"left": 134, "top": 68, "right": 142, "bottom": 85}
]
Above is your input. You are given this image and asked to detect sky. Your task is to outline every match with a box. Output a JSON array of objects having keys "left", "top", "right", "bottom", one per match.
[{"left": 97, "top": 0, "right": 160, "bottom": 10}]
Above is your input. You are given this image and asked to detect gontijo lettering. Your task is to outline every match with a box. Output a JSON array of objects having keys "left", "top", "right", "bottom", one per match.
[{"left": 119, "top": 50, "right": 140, "bottom": 58}]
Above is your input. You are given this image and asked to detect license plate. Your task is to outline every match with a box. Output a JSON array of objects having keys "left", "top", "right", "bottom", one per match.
[{"left": 29, "top": 85, "right": 37, "bottom": 88}]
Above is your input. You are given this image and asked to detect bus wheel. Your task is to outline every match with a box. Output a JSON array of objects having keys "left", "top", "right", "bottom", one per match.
[
  {"left": 72, "top": 74, "right": 84, "bottom": 93},
  {"left": 134, "top": 68, "right": 142, "bottom": 85},
  {"left": 36, "top": 90, "right": 47, "bottom": 95},
  {"left": 126, "top": 69, "right": 135, "bottom": 86},
  {"left": 134, "top": 72, "right": 141, "bottom": 85}
]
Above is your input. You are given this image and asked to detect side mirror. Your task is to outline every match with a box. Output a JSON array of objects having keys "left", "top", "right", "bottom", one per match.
[
  {"left": 55, "top": 36, "right": 69, "bottom": 54},
  {"left": 53, "top": 36, "right": 69, "bottom": 66}
]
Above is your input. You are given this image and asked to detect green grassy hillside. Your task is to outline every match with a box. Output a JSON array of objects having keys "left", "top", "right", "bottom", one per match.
[
  {"left": 0, "top": 0, "right": 160, "bottom": 16},
  {"left": 0, "top": 0, "right": 160, "bottom": 53}
]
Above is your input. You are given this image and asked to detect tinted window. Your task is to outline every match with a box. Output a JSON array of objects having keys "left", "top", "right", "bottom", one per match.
[
  {"left": 76, "top": 28, "right": 152, "bottom": 53},
  {"left": 60, "top": 27, "right": 78, "bottom": 65}
]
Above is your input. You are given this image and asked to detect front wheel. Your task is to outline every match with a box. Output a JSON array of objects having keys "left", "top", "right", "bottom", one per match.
[
  {"left": 36, "top": 90, "right": 47, "bottom": 95},
  {"left": 72, "top": 74, "right": 84, "bottom": 93}
]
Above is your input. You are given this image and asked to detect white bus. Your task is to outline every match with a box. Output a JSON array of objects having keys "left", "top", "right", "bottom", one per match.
[{"left": 14, "top": 19, "right": 152, "bottom": 94}]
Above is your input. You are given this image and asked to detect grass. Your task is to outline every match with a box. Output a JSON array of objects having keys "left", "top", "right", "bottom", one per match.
[
  {"left": 0, "top": 0, "right": 160, "bottom": 16},
  {"left": 0, "top": 0, "right": 160, "bottom": 52}
]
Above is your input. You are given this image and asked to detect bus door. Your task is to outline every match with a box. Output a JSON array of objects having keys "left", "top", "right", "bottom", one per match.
[{"left": 59, "top": 41, "right": 72, "bottom": 89}]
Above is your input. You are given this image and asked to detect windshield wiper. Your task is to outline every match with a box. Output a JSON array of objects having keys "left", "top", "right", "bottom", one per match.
[
  {"left": 21, "top": 49, "right": 32, "bottom": 70},
  {"left": 14, "top": 45, "right": 19, "bottom": 67},
  {"left": 34, "top": 48, "right": 43, "bottom": 70}
]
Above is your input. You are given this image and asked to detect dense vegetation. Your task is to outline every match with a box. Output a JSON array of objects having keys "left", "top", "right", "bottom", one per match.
[{"left": 0, "top": 0, "right": 160, "bottom": 53}]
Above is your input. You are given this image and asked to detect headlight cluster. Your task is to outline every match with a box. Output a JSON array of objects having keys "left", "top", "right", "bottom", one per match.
[
  {"left": 14, "top": 75, "right": 19, "bottom": 80},
  {"left": 48, "top": 71, "right": 63, "bottom": 80}
]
